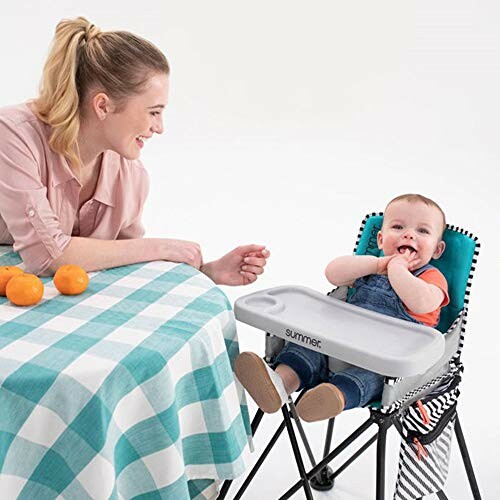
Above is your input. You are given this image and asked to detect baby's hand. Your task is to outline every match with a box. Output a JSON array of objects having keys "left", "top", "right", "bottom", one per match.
[
  {"left": 387, "top": 249, "right": 419, "bottom": 272},
  {"left": 376, "top": 255, "right": 398, "bottom": 274}
]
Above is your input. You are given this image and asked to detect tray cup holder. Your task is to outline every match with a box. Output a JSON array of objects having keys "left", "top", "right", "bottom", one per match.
[{"left": 245, "top": 295, "right": 286, "bottom": 315}]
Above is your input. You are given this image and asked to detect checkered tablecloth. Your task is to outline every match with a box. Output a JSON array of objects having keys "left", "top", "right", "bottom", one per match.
[{"left": 0, "top": 246, "right": 252, "bottom": 499}]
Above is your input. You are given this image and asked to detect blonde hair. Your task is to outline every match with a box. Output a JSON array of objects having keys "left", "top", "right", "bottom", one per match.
[
  {"left": 386, "top": 193, "right": 446, "bottom": 235},
  {"left": 33, "top": 17, "right": 170, "bottom": 169}
]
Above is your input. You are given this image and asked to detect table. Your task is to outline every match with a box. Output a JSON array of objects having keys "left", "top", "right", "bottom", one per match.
[{"left": 0, "top": 246, "right": 252, "bottom": 499}]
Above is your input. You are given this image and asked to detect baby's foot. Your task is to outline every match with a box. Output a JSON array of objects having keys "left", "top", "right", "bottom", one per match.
[
  {"left": 234, "top": 352, "right": 288, "bottom": 413},
  {"left": 296, "top": 383, "right": 345, "bottom": 422}
]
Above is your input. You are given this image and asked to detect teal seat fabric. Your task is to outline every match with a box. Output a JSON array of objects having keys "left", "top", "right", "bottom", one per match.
[{"left": 355, "top": 215, "right": 477, "bottom": 332}]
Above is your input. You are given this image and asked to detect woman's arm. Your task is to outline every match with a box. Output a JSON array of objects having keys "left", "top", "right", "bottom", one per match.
[{"left": 41, "top": 236, "right": 202, "bottom": 276}]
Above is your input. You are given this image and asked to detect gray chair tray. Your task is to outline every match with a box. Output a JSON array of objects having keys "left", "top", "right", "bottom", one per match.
[{"left": 234, "top": 285, "right": 445, "bottom": 377}]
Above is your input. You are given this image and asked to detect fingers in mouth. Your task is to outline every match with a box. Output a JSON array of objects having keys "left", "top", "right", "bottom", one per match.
[{"left": 397, "top": 245, "right": 416, "bottom": 255}]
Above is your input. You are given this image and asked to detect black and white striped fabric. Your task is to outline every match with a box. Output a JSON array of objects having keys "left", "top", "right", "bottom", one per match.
[
  {"left": 394, "top": 418, "right": 455, "bottom": 499},
  {"left": 393, "top": 375, "right": 461, "bottom": 499}
]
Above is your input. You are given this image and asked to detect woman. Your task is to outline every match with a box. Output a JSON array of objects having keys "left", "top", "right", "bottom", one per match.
[{"left": 0, "top": 17, "right": 269, "bottom": 284}]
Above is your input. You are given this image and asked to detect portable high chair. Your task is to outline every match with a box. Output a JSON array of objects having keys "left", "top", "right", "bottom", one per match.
[{"left": 218, "top": 213, "right": 481, "bottom": 500}]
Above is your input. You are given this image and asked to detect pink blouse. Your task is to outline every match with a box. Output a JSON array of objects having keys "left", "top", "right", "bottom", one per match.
[{"left": 0, "top": 103, "right": 150, "bottom": 275}]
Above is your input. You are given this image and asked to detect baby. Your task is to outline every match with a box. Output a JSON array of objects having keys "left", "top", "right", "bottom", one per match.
[{"left": 235, "top": 194, "right": 450, "bottom": 422}]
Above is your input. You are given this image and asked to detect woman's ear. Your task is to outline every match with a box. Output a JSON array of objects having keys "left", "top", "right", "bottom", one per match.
[
  {"left": 92, "top": 93, "right": 112, "bottom": 120},
  {"left": 433, "top": 240, "right": 446, "bottom": 259},
  {"left": 377, "top": 231, "right": 383, "bottom": 250}
]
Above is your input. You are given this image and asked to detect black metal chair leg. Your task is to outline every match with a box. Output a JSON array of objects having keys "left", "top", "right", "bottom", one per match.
[
  {"left": 310, "top": 417, "right": 336, "bottom": 491},
  {"left": 251, "top": 408, "right": 264, "bottom": 435},
  {"left": 332, "top": 432, "right": 378, "bottom": 480},
  {"left": 282, "top": 405, "right": 314, "bottom": 500},
  {"left": 323, "top": 417, "right": 336, "bottom": 456},
  {"left": 217, "top": 480, "right": 231, "bottom": 499},
  {"left": 218, "top": 391, "right": 308, "bottom": 499},
  {"left": 217, "top": 409, "right": 264, "bottom": 499},
  {"left": 288, "top": 401, "right": 317, "bottom": 468},
  {"left": 455, "top": 415, "right": 482, "bottom": 499},
  {"left": 279, "top": 416, "right": 375, "bottom": 499},
  {"left": 375, "top": 417, "right": 390, "bottom": 500},
  {"left": 232, "top": 419, "right": 287, "bottom": 500}
]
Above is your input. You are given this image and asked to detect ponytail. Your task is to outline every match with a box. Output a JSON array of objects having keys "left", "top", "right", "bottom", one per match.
[{"left": 33, "top": 17, "right": 169, "bottom": 169}]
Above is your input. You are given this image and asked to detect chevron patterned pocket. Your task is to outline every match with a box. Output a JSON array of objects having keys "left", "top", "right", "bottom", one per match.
[{"left": 393, "top": 374, "right": 460, "bottom": 500}]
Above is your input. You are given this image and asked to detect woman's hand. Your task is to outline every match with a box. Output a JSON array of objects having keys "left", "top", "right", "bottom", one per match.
[
  {"left": 201, "top": 244, "right": 270, "bottom": 286},
  {"left": 160, "top": 239, "right": 203, "bottom": 269}
]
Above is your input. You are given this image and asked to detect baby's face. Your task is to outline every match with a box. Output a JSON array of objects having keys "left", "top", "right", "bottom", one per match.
[{"left": 377, "top": 200, "right": 445, "bottom": 268}]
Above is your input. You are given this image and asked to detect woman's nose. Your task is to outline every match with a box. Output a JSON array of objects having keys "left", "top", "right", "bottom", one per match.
[{"left": 151, "top": 118, "right": 164, "bottom": 135}]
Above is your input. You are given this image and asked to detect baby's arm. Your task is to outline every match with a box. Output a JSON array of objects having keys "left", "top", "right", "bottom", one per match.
[
  {"left": 387, "top": 253, "right": 445, "bottom": 314},
  {"left": 325, "top": 255, "right": 394, "bottom": 286}
]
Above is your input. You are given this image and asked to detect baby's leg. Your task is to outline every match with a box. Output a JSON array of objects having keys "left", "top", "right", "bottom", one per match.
[
  {"left": 330, "top": 367, "right": 384, "bottom": 409},
  {"left": 234, "top": 344, "right": 327, "bottom": 414},
  {"left": 274, "top": 342, "right": 328, "bottom": 391},
  {"left": 296, "top": 367, "right": 384, "bottom": 422},
  {"left": 275, "top": 364, "right": 301, "bottom": 394}
]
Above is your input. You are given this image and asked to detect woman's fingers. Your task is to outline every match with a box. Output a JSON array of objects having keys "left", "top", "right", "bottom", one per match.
[
  {"left": 243, "top": 256, "right": 267, "bottom": 267},
  {"left": 240, "top": 244, "right": 267, "bottom": 254},
  {"left": 240, "top": 271, "right": 258, "bottom": 283},
  {"left": 241, "top": 264, "right": 264, "bottom": 275},
  {"left": 243, "top": 247, "right": 270, "bottom": 259},
  {"left": 235, "top": 245, "right": 270, "bottom": 284}
]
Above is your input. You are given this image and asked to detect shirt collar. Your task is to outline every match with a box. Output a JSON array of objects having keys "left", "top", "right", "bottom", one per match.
[
  {"left": 92, "top": 151, "right": 119, "bottom": 208},
  {"left": 51, "top": 151, "right": 119, "bottom": 207},
  {"left": 51, "top": 157, "right": 76, "bottom": 187}
]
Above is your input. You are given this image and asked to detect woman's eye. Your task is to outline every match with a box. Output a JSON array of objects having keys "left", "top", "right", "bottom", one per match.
[{"left": 150, "top": 112, "right": 160, "bottom": 117}]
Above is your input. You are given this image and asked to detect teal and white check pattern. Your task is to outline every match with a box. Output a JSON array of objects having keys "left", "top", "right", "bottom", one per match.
[{"left": 0, "top": 246, "right": 251, "bottom": 499}]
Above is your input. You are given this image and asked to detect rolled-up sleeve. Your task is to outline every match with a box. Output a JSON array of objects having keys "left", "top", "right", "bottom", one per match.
[{"left": 0, "top": 118, "right": 71, "bottom": 274}]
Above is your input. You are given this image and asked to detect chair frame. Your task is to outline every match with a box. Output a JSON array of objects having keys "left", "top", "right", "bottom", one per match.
[{"left": 218, "top": 216, "right": 482, "bottom": 500}]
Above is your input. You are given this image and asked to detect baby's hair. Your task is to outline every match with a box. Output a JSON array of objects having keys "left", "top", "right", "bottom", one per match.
[
  {"left": 33, "top": 16, "right": 170, "bottom": 169},
  {"left": 386, "top": 193, "right": 446, "bottom": 236}
]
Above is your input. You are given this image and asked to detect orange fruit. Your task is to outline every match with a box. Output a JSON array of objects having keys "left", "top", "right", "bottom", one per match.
[
  {"left": 53, "top": 265, "right": 89, "bottom": 295},
  {"left": 6, "top": 274, "right": 44, "bottom": 306},
  {"left": 0, "top": 266, "right": 24, "bottom": 296}
]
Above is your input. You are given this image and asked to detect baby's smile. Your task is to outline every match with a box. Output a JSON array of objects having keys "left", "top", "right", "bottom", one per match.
[{"left": 397, "top": 244, "right": 417, "bottom": 254}]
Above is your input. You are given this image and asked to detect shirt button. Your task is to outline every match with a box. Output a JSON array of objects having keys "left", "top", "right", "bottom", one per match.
[{"left": 28, "top": 209, "right": 35, "bottom": 217}]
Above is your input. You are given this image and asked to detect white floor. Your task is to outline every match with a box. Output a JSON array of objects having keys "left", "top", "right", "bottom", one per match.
[{"left": 225, "top": 394, "right": 491, "bottom": 499}]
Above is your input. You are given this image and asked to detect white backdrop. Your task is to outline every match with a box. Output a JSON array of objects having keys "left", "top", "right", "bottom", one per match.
[{"left": 1, "top": 1, "right": 498, "bottom": 498}]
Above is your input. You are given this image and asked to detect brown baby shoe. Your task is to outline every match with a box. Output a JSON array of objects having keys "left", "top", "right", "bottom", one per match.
[
  {"left": 234, "top": 352, "right": 288, "bottom": 413},
  {"left": 296, "top": 383, "right": 345, "bottom": 422}
]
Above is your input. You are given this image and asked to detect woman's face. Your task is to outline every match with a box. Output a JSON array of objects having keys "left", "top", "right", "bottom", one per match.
[{"left": 101, "top": 73, "right": 169, "bottom": 160}]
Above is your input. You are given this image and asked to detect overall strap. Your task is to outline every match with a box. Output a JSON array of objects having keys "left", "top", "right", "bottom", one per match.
[{"left": 412, "top": 263, "right": 435, "bottom": 277}]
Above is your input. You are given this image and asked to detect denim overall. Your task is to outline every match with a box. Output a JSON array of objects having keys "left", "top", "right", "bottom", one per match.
[
  {"left": 275, "top": 265, "right": 434, "bottom": 409},
  {"left": 348, "top": 263, "right": 433, "bottom": 322}
]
